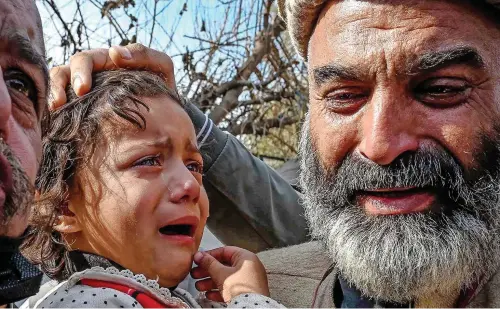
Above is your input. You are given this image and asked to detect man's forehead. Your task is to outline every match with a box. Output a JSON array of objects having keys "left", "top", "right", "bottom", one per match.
[
  {"left": 0, "top": 0, "right": 48, "bottom": 82},
  {"left": 319, "top": 1, "right": 489, "bottom": 40},
  {"left": 0, "top": 0, "right": 45, "bottom": 56},
  {"left": 309, "top": 0, "right": 499, "bottom": 71}
]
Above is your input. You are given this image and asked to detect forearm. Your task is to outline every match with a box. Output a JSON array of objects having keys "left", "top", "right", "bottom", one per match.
[{"left": 185, "top": 103, "right": 309, "bottom": 250}]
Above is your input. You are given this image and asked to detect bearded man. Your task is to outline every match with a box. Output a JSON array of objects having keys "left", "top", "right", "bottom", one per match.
[
  {"left": 256, "top": 0, "right": 500, "bottom": 307},
  {"left": 0, "top": 0, "right": 49, "bottom": 304}
]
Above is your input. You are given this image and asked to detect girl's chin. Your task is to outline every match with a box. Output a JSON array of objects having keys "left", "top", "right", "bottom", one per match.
[
  {"left": 156, "top": 268, "right": 191, "bottom": 288},
  {"left": 151, "top": 259, "right": 193, "bottom": 285}
]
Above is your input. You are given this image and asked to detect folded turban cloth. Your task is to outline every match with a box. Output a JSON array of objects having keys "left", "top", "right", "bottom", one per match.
[{"left": 278, "top": 0, "right": 500, "bottom": 60}]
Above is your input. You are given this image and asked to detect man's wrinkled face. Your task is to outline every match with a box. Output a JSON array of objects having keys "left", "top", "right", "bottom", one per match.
[
  {"left": 303, "top": 0, "right": 500, "bottom": 303},
  {"left": 0, "top": 0, "right": 48, "bottom": 237}
]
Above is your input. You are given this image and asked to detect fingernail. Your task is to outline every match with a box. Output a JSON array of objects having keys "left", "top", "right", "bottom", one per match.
[
  {"left": 72, "top": 75, "right": 83, "bottom": 94},
  {"left": 194, "top": 252, "right": 203, "bottom": 263},
  {"left": 114, "top": 46, "right": 132, "bottom": 60}
]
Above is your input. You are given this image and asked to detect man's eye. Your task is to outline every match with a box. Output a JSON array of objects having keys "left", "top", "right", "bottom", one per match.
[
  {"left": 324, "top": 88, "right": 368, "bottom": 114},
  {"left": 186, "top": 162, "right": 203, "bottom": 174},
  {"left": 4, "top": 69, "right": 37, "bottom": 103},
  {"left": 415, "top": 78, "right": 471, "bottom": 106},
  {"left": 133, "top": 155, "right": 162, "bottom": 167}
]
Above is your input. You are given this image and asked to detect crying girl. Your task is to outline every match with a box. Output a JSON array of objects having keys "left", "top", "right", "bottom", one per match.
[{"left": 22, "top": 70, "right": 281, "bottom": 308}]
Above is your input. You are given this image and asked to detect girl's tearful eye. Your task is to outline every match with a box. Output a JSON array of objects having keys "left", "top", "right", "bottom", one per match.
[
  {"left": 186, "top": 161, "right": 203, "bottom": 174},
  {"left": 133, "top": 155, "right": 162, "bottom": 167}
]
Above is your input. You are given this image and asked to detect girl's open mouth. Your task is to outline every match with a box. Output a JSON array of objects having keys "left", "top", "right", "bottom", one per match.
[
  {"left": 158, "top": 215, "right": 199, "bottom": 244},
  {"left": 159, "top": 224, "right": 195, "bottom": 237}
]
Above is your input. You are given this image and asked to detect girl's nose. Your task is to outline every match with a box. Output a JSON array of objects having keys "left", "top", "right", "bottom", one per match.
[{"left": 164, "top": 165, "right": 201, "bottom": 204}]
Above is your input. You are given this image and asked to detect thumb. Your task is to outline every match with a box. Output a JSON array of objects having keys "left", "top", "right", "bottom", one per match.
[{"left": 194, "top": 252, "right": 227, "bottom": 278}]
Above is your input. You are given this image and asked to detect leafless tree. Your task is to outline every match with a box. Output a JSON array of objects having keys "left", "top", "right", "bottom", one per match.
[{"left": 38, "top": 0, "right": 308, "bottom": 164}]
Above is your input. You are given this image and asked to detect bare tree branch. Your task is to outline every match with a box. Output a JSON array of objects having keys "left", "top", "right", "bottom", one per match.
[
  {"left": 40, "top": 0, "right": 307, "bottom": 163},
  {"left": 228, "top": 116, "right": 298, "bottom": 136},
  {"left": 148, "top": 0, "right": 159, "bottom": 47}
]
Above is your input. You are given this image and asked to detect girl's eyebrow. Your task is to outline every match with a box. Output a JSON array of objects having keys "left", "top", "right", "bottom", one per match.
[
  {"left": 147, "top": 136, "right": 174, "bottom": 151},
  {"left": 118, "top": 136, "right": 174, "bottom": 153},
  {"left": 119, "top": 136, "right": 200, "bottom": 155}
]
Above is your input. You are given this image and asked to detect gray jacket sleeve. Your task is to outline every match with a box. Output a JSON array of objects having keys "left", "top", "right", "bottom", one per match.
[{"left": 185, "top": 103, "right": 309, "bottom": 252}]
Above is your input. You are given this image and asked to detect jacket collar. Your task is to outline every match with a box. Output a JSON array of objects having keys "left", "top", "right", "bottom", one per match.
[{"left": 312, "top": 265, "right": 488, "bottom": 308}]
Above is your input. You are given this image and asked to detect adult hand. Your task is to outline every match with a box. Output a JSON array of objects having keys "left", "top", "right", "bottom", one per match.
[
  {"left": 191, "top": 246, "right": 270, "bottom": 303},
  {"left": 49, "top": 44, "right": 176, "bottom": 109}
]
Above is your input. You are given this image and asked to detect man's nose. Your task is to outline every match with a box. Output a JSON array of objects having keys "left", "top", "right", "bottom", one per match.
[
  {"left": 166, "top": 164, "right": 201, "bottom": 204},
  {"left": 0, "top": 68, "right": 12, "bottom": 140},
  {"left": 358, "top": 91, "right": 418, "bottom": 165}
]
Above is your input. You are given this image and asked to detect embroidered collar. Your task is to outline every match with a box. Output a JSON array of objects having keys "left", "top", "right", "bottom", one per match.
[
  {"left": 62, "top": 251, "right": 124, "bottom": 280},
  {"left": 63, "top": 251, "right": 177, "bottom": 291}
]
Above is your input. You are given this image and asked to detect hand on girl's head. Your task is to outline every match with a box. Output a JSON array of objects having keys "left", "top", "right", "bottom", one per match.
[
  {"left": 191, "top": 246, "right": 270, "bottom": 303},
  {"left": 49, "top": 45, "right": 176, "bottom": 109}
]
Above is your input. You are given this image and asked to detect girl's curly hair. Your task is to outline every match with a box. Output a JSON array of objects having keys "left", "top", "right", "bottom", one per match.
[{"left": 21, "top": 70, "right": 184, "bottom": 280}]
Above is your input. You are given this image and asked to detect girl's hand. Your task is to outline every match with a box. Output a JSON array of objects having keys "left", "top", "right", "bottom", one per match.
[{"left": 191, "top": 246, "right": 270, "bottom": 303}]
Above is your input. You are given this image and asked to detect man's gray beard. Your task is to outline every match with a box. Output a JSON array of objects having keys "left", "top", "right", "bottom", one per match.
[
  {"left": 0, "top": 141, "right": 33, "bottom": 231},
  {"left": 299, "top": 116, "right": 500, "bottom": 303}
]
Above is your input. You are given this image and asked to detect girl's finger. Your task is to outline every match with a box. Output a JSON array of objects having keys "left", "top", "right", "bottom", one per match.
[
  {"left": 205, "top": 291, "right": 225, "bottom": 303},
  {"left": 195, "top": 278, "right": 218, "bottom": 292},
  {"left": 191, "top": 266, "right": 210, "bottom": 279}
]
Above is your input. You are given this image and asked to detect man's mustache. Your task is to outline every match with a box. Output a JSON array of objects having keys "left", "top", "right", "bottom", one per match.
[
  {"left": 0, "top": 141, "right": 32, "bottom": 226},
  {"left": 324, "top": 145, "right": 498, "bottom": 208},
  {"left": 336, "top": 148, "right": 461, "bottom": 189}
]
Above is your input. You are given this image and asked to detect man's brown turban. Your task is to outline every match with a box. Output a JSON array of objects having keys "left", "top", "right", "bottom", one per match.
[{"left": 278, "top": 0, "right": 500, "bottom": 59}]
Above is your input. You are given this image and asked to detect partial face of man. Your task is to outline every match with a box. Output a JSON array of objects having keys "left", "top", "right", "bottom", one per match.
[
  {"left": 302, "top": 0, "right": 500, "bottom": 303},
  {"left": 0, "top": 0, "right": 48, "bottom": 237}
]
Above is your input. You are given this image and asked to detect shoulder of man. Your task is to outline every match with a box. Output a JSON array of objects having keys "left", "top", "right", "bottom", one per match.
[{"left": 257, "top": 241, "right": 332, "bottom": 307}]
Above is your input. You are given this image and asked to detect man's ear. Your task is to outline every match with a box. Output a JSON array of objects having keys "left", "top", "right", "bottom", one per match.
[{"left": 54, "top": 202, "right": 82, "bottom": 234}]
